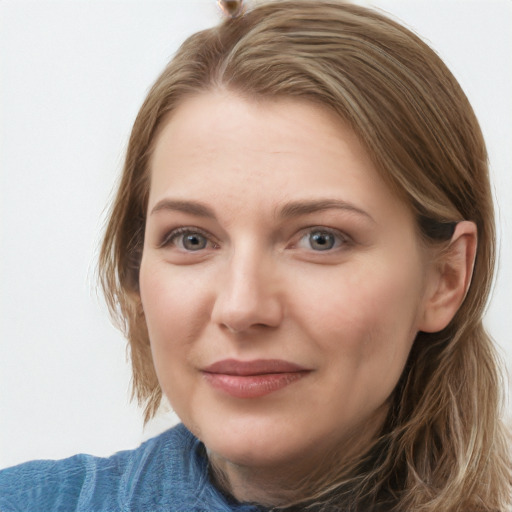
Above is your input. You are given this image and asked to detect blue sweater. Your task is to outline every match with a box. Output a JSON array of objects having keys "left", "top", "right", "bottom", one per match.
[{"left": 0, "top": 423, "right": 267, "bottom": 512}]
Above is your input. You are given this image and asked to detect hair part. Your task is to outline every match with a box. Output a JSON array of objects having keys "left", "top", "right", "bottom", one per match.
[{"left": 99, "top": 1, "right": 511, "bottom": 510}]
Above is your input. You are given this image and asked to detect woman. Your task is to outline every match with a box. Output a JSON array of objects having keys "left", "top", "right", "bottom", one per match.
[{"left": 1, "top": 1, "right": 510, "bottom": 510}]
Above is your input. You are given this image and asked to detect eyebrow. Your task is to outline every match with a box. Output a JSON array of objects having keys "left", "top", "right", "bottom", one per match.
[
  {"left": 150, "top": 198, "right": 374, "bottom": 223},
  {"left": 278, "top": 199, "right": 375, "bottom": 223},
  {"left": 150, "top": 199, "right": 217, "bottom": 218}
]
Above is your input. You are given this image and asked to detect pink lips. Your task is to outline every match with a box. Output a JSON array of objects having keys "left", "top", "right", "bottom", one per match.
[{"left": 202, "top": 359, "right": 310, "bottom": 398}]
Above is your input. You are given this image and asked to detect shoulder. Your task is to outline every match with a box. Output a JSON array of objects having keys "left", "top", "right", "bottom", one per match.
[
  {"left": 0, "top": 424, "right": 265, "bottom": 511},
  {"left": 0, "top": 424, "right": 200, "bottom": 511}
]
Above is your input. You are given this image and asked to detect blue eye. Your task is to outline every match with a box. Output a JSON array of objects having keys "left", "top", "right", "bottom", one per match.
[
  {"left": 163, "top": 229, "right": 211, "bottom": 251},
  {"left": 309, "top": 231, "right": 335, "bottom": 250},
  {"left": 297, "top": 229, "right": 344, "bottom": 251},
  {"left": 181, "top": 232, "right": 208, "bottom": 251}
]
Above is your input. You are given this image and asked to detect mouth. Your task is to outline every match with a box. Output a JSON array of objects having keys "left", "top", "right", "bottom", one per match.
[{"left": 201, "top": 359, "right": 311, "bottom": 399}]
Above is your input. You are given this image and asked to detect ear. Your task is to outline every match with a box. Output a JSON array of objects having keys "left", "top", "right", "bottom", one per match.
[{"left": 419, "top": 221, "right": 477, "bottom": 333}]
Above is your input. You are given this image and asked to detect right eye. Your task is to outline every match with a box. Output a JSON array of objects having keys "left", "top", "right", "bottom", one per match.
[{"left": 161, "top": 228, "right": 215, "bottom": 252}]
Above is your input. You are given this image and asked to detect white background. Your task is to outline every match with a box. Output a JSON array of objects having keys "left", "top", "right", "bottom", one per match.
[{"left": 1, "top": 0, "right": 511, "bottom": 469}]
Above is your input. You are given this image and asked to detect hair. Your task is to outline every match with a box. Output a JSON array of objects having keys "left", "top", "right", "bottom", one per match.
[{"left": 99, "top": 1, "right": 511, "bottom": 510}]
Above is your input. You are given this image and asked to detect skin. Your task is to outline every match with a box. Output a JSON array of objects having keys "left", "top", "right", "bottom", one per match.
[{"left": 139, "top": 90, "right": 476, "bottom": 506}]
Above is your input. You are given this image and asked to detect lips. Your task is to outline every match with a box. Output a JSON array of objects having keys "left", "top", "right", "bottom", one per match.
[{"left": 201, "top": 359, "right": 310, "bottom": 398}]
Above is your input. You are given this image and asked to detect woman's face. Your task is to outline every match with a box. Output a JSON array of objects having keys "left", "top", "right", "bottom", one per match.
[{"left": 140, "top": 91, "right": 434, "bottom": 473}]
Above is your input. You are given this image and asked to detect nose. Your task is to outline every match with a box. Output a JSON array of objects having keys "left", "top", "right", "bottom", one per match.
[{"left": 210, "top": 246, "right": 284, "bottom": 334}]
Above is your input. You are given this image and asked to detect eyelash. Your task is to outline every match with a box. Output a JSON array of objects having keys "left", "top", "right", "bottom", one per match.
[
  {"left": 159, "top": 226, "right": 351, "bottom": 253},
  {"left": 159, "top": 227, "right": 218, "bottom": 251},
  {"left": 294, "top": 227, "right": 350, "bottom": 252}
]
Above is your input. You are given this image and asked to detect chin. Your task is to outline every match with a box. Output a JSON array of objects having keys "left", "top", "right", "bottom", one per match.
[
  {"left": 198, "top": 415, "right": 318, "bottom": 469},
  {"left": 168, "top": 392, "right": 292, "bottom": 464}
]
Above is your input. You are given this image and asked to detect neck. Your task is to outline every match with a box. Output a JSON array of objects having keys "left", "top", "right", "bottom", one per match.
[{"left": 207, "top": 407, "right": 387, "bottom": 507}]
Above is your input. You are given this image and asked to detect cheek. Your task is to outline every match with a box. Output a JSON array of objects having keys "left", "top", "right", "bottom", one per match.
[
  {"left": 139, "top": 261, "right": 211, "bottom": 344},
  {"left": 295, "top": 258, "right": 423, "bottom": 386},
  {"left": 139, "top": 260, "right": 210, "bottom": 418},
  {"left": 138, "top": 260, "right": 210, "bottom": 407}
]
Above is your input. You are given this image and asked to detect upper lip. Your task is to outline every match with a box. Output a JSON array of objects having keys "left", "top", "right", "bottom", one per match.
[{"left": 202, "top": 359, "right": 310, "bottom": 376}]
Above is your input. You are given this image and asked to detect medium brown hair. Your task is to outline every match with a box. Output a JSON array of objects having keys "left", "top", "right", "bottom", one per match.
[{"left": 99, "top": 1, "right": 511, "bottom": 510}]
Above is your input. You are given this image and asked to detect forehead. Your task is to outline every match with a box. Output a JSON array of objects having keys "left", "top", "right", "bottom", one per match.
[{"left": 148, "top": 90, "right": 410, "bottom": 225}]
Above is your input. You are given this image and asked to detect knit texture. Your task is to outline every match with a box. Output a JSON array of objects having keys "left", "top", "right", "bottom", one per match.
[{"left": 0, "top": 423, "right": 267, "bottom": 512}]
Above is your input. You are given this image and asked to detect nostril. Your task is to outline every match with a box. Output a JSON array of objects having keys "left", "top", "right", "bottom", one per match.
[{"left": 221, "top": 321, "right": 279, "bottom": 335}]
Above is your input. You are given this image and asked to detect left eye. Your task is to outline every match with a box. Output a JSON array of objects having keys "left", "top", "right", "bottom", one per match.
[{"left": 297, "top": 229, "right": 345, "bottom": 251}]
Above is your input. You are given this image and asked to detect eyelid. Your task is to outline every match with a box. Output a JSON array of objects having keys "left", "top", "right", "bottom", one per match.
[
  {"left": 157, "top": 224, "right": 352, "bottom": 251},
  {"left": 159, "top": 226, "right": 218, "bottom": 249},
  {"left": 291, "top": 226, "right": 352, "bottom": 250}
]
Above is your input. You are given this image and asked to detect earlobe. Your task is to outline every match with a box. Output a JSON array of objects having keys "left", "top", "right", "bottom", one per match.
[{"left": 419, "top": 221, "right": 477, "bottom": 333}]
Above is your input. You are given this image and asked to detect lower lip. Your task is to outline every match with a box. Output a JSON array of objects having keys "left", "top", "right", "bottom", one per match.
[{"left": 202, "top": 371, "right": 309, "bottom": 398}]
